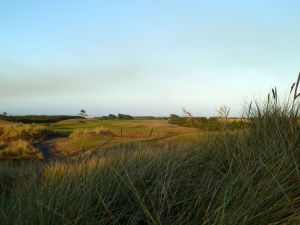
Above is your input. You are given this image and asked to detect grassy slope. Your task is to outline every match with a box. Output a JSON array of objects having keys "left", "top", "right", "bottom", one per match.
[
  {"left": 0, "top": 119, "right": 199, "bottom": 159},
  {"left": 47, "top": 119, "right": 199, "bottom": 155},
  {"left": 48, "top": 119, "right": 197, "bottom": 136}
]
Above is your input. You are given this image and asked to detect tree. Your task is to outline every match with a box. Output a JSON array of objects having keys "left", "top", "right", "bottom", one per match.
[
  {"left": 108, "top": 114, "right": 117, "bottom": 119},
  {"left": 216, "top": 105, "right": 230, "bottom": 119},
  {"left": 79, "top": 109, "right": 87, "bottom": 117},
  {"left": 216, "top": 105, "right": 230, "bottom": 126},
  {"left": 169, "top": 114, "right": 180, "bottom": 118},
  {"left": 118, "top": 113, "right": 133, "bottom": 120},
  {"left": 182, "top": 107, "right": 195, "bottom": 128},
  {"left": 2, "top": 112, "right": 7, "bottom": 116}
]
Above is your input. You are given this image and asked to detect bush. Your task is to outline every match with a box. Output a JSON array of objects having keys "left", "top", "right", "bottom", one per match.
[
  {"left": 169, "top": 115, "right": 245, "bottom": 131},
  {"left": 96, "top": 114, "right": 129, "bottom": 120},
  {"left": 108, "top": 114, "right": 117, "bottom": 119},
  {"left": 118, "top": 113, "right": 134, "bottom": 120}
]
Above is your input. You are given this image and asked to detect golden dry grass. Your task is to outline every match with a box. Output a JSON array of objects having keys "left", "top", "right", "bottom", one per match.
[
  {"left": 0, "top": 139, "right": 43, "bottom": 160},
  {"left": 0, "top": 124, "right": 49, "bottom": 142},
  {"left": 0, "top": 124, "right": 52, "bottom": 160}
]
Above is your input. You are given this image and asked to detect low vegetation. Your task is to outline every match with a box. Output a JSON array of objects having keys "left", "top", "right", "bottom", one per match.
[
  {"left": 0, "top": 124, "right": 55, "bottom": 160},
  {"left": 0, "top": 115, "right": 83, "bottom": 124},
  {"left": 0, "top": 124, "right": 54, "bottom": 142},
  {"left": 96, "top": 113, "right": 134, "bottom": 120},
  {"left": 0, "top": 140, "right": 43, "bottom": 160},
  {"left": 169, "top": 114, "right": 245, "bottom": 131}
]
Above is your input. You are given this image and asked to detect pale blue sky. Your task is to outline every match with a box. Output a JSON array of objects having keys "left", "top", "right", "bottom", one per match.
[{"left": 1, "top": 0, "right": 300, "bottom": 116}]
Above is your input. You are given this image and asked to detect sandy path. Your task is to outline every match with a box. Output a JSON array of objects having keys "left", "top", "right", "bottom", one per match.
[{"left": 37, "top": 138, "right": 63, "bottom": 162}]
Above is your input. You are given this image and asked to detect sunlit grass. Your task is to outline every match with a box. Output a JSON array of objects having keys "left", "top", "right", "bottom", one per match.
[
  {"left": 1, "top": 78, "right": 300, "bottom": 224},
  {"left": 0, "top": 124, "right": 55, "bottom": 160}
]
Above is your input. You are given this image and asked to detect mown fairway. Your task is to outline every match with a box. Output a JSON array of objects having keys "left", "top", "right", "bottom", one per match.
[
  {"left": 47, "top": 119, "right": 199, "bottom": 155},
  {"left": 48, "top": 119, "right": 196, "bottom": 136},
  {"left": 0, "top": 116, "right": 200, "bottom": 160}
]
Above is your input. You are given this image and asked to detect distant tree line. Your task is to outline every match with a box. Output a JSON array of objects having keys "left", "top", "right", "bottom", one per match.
[
  {"left": 134, "top": 116, "right": 168, "bottom": 120},
  {"left": 96, "top": 113, "right": 134, "bottom": 120},
  {"left": 168, "top": 114, "right": 245, "bottom": 131},
  {"left": 79, "top": 109, "right": 87, "bottom": 117},
  {"left": 0, "top": 115, "right": 83, "bottom": 124}
]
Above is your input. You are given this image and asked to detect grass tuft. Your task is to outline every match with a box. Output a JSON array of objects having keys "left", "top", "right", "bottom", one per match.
[{"left": 0, "top": 124, "right": 55, "bottom": 160}]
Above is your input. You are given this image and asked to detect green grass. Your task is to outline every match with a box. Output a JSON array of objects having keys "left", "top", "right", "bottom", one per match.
[
  {"left": 0, "top": 119, "right": 198, "bottom": 158},
  {"left": 48, "top": 119, "right": 195, "bottom": 136}
]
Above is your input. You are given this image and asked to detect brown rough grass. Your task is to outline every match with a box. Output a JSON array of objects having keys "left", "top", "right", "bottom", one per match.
[{"left": 69, "top": 127, "right": 116, "bottom": 139}]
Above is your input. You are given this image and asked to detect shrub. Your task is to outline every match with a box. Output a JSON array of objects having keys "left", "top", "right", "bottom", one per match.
[
  {"left": 96, "top": 114, "right": 133, "bottom": 120},
  {"left": 169, "top": 115, "right": 244, "bottom": 130},
  {"left": 118, "top": 113, "right": 134, "bottom": 120},
  {"left": 108, "top": 114, "right": 117, "bottom": 119}
]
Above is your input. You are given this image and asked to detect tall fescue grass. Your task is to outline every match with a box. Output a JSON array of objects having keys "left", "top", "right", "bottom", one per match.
[
  {"left": 0, "top": 124, "right": 54, "bottom": 160},
  {"left": 0, "top": 139, "right": 43, "bottom": 160},
  {"left": 0, "top": 124, "right": 54, "bottom": 142},
  {"left": 1, "top": 79, "right": 300, "bottom": 224}
]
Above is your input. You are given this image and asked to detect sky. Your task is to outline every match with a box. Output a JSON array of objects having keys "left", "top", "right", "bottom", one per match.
[{"left": 1, "top": 0, "right": 300, "bottom": 117}]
